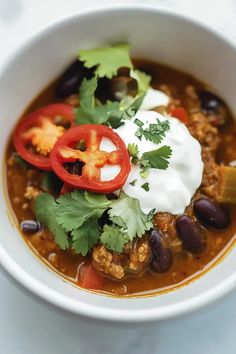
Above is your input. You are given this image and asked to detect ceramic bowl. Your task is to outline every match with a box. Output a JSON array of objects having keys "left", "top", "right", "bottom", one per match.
[{"left": 0, "top": 5, "right": 236, "bottom": 323}]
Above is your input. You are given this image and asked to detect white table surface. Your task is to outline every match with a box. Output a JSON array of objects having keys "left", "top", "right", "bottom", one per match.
[{"left": 0, "top": 1, "right": 236, "bottom": 353}]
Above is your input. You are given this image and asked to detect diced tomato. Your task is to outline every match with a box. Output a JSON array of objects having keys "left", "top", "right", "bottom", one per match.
[
  {"left": 170, "top": 107, "right": 189, "bottom": 125},
  {"left": 80, "top": 265, "right": 104, "bottom": 290}
]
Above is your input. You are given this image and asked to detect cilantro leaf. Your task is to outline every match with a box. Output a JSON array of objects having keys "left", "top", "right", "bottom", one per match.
[
  {"left": 135, "top": 118, "right": 171, "bottom": 144},
  {"left": 141, "top": 145, "right": 172, "bottom": 170},
  {"left": 140, "top": 167, "right": 150, "bottom": 179},
  {"left": 75, "top": 78, "right": 122, "bottom": 126},
  {"left": 127, "top": 143, "right": 139, "bottom": 157},
  {"left": 79, "top": 43, "right": 133, "bottom": 79},
  {"left": 119, "top": 69, "right": 150, "bottom": 110},
  {"left": 72, "top": 217, "right": 100, "bottom": 256},
  {"left": 79, "top": 77, "right": 97, "bottom": 109},
  {"left": 35, "top": 194, "right": 69, "bottom": 249},
  {"left": 130, "top": 69, "right": 151, "bottom": 93},
  {"left": 121, "top": 93, "right": 146, "bottom": 119},
  {"left": 108, "top": 192, "right": 154, "bottom": 240},
  {"left": 127, "top": 142, "right": 139, "bottom": 164},
  {"left": 75, "top": 77, "right": 145, "bottom": 128},
  {"left": 35, "top": 191, "right": 111, "bottom": 256},
  {"left": 100, "top": 224, "right": 129, "bottom": 253},
  {"left": 141, "top": 182, "right": 150, "bottom": 192},
  {"left": 83, "top": 191, "right": 112, "bottom": 208},
  {"left": 134, "top": 118, "right": 144, "bottom": 128},
  {"left": 75, "top": 100, "right": 121, "bottom": 126},
  {"left": 55, "top": 190, "right": 110, "bottom": 232},
  {"left": 129, "top": 179, "right": 138, "bottom": 186}
]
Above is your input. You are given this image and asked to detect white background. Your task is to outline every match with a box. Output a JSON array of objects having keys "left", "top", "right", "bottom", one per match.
[{"left": 0, "top": 1, "right": 236, "bottom": 353}]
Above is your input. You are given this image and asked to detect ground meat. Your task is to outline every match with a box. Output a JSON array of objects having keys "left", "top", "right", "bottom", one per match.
[
  {"left": 30, "top": 231, "right": 58, "bottom": 256},
  {"left": 92, "top": 239, "right": 150, "bottom": 280},
  {"left": 92, "top": 245, "right": 125, "bottom": 280},
  {"left": 188, "top": 112, "right": 221, "bottom": 200},
  {"left": 201, "top": 160, "right": 219, "bottom": 200},
  {"left": 189, "top": 112, "right": 220, "bottom": 157},
  {"left": 24, "top": 185, "right": 41, "bottom": 200},
  {"left": 184, "top": 85, "right": 201, "bottom": 114},
  {"left": 128, "top": 239, "right": 150, "bottom": 271},
  {"left": 157, "top": 83, "right": 181, "bottom": 110}
]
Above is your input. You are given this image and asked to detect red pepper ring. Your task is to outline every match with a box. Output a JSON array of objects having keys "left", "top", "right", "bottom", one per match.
[
  {"left": 13, "top": 104, "right": 75, "bottom": 171},
  {"left": 50, "top": 124, "right": 131, "bottom": 193}
]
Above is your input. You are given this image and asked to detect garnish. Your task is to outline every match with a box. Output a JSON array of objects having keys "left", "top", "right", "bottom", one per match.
[
  {"left": 100, "top": 224, "right": 129, "bottom": 253},
  {"left": 79, "top": 43, "right": 133, "bottom": 79},
  {"left": 35, "top": 191, "right": 110, "bottom": 256},
  {"left": 75, "top": 77, "right": 120, "bottom": 126},
  {"left": 141, "top": 182, "right": 150, "bottom": 192},
  {"left": 75, "top": 78, "right": 145, "bottom": 128},
  {"left": 108, "top": 192, "right": 154, "bottom": 240},
  {"left": 127, "top": 142, "right": 139, "bottom": 164},
  {"left": 35, "top": 191, "right": 155, "bottom": 255},
  {"left": 35, "top": 193, "right": 69, "bottom": 250},
  {"left": 128, "top": 142, "right": 172, "bottom": 177},
  {"left": 129, "top": 179, "right": 138, "bottom": 186},
  {"left": 134, "top": 117, "right": 170, "bottom": 144},
  {"left": 13, "top": 104, "right": 75, "bottom": 171},
  {"left": 141, "top": 145, "right": 172, "bottom": 170},
  {"left": 119, "top": 70, "right": 151, "bottom": 110},
  {"left": 23, "top": 118, "right": 65, "bottom": 156},
  {"left": 50, "top": 124, "right": 130, "bottom": 194},
  {"left": 139, "top": 159, "right": 151, "bottom": 178},
  {"left": 130, "top": 69, "right": 151, "bottom": 93}
]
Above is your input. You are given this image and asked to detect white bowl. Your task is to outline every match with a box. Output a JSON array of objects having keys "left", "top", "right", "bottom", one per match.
[{"left": 0, "top": 5, "right": 236, "bottom": 323}]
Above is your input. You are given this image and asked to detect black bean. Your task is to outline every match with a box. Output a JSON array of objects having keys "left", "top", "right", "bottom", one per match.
[
  {"left": 194, "top": 198, "right": 230, "bottom": 229},
  {"left": 149, "top": 229, "right": 172, "bottom": 273},
  {"left": 199, "top": 90, "right": 224, "bottom": 111},
  {"left": 20, "top": 220, "right": 41, "bottom": 234},
  {"left": 198, "top": 90, "right": 228, "bottom": 125},
  {"left": 55, "top": 60, "right": 93, "bottom": 98},
  {"left": 176, "top": 215, "right": 206, "bottom": 253}
]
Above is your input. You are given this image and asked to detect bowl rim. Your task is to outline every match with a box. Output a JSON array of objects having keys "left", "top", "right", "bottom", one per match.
[{"left": 0, "top": 3, "right": 236, "bottom": 323}]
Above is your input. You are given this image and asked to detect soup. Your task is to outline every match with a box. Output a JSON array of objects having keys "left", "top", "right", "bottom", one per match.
[{"left": 5, "top": 44, "right": 236, "bottom": 296}]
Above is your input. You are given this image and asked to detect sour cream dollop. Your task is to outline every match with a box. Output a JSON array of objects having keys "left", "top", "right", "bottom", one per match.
[
  {"left": 140, "top": 88, "right": 170, "bottom": 110},
  {"left": 100, "top": 111, "right": 203, "bottom": 215},
  {"left": 119, "top": 111, "right": 203, "bottom": 214}
]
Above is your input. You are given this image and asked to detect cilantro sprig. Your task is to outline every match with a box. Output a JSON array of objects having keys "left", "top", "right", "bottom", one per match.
[
  {"left": 134, "top": 117, "right": 170, "bottom": 143},
  {"left": 35, "top": 191, "right": 154, "bottom": 255},
  {"left": 75, "top": 43, "right": 151, "bottom": 127},
  {"left": 74, "top": 77, "right": 145, "bottom": 128},
  {"left": 79, "top": 43, "right": 133, "bottom": 79},
  {"left": 142, "top": 146, "right": 172, "bottom": 170},
  {"left": 128, "top": 143, "right": 172, "bottom": 178}
]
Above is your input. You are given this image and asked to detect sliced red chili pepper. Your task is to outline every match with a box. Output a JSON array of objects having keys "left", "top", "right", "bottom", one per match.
[
  {"left": 50, "top": 124, "right": 130, "bottom": 193},
  {"left": 13, "top": 104, "right": 75, "bottom": 170},
  {"left": 170, "top": 107, "right": 189, "bottom": 125}
]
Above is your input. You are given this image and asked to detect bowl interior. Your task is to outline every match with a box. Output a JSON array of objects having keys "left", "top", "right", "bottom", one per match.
[{"left": 0, "top": 6, "right": 236, "bottom": 322}]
